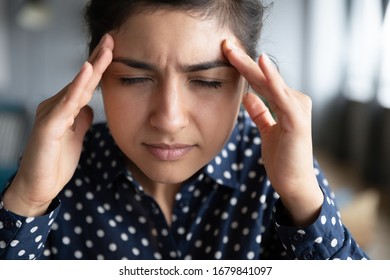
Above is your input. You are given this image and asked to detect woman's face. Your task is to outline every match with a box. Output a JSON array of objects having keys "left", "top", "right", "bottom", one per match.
[{"left": 101, "top": 10, "right": 246, "bottom": 186}]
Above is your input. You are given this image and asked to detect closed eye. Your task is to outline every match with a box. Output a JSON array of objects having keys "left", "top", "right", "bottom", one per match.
[
  {"left": 191, "top": 80, "right": 223, "bottom": 89},
  {"left": 119, "top": 77, "right": 152, "bottom": 86}
]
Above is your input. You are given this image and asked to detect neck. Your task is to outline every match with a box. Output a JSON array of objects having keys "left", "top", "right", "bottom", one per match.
[{"left": 127, "top": 161, "right": 181, "bottom": 225}]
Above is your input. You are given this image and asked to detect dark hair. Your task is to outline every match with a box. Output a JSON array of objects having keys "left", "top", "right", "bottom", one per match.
[{"left": 84, "top": 0, "right": 266, "bottom": 59}]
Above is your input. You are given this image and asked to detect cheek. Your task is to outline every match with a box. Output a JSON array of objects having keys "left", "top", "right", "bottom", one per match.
[
  {"left": 101, "top": 84, "right": 144, "bottom": 133},
  {"left": 196, "top": 91, "right": 243, "bottom": 140}
]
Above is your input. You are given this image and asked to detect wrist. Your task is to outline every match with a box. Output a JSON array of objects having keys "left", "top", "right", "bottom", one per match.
[
  {"left": 280, "top": 177, "right": 324, "bottom": 227},
  {"left": 2, "top": 181, "right": 51, "bottom": 217}
]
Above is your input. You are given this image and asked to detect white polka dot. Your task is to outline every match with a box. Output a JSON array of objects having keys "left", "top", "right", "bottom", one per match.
[
  {"left": 109, "top": 243, "right": 117, "bottom": 252},
  {"left": 128, "top": 226, "right": 136, "bottom": 234},
  {"left": 221, "top": 212, "right": 229, "bottom": 220},
  {"left": 161, "top": 228, "right": 169, "bottom": 236},
  {"left": 85, "top": 192, "right": 94, "bottom": 200},
  {"left": 195, "top": 240, "right": 203, "bottom": 248},
  {"left": 131, "top": 248, "right": 140, "bottom": 256},
  {"left": 97, "top": 229, "right": 105, "bottom": 238},
  {"left": 230, "top": 197, "right": 238, "bottom": 206},
  {"left": 244, "top": 149, "right": 253, "bottom": 157},
  {"left": 177, "top": 227, "right": 185, "bottom": 235},
  {"left": 331, "top": 239, "right": 338, "bottom": 247},
  {"left": 125, "top": 204, "right": 133, "bottom": 212},
  {"left": 97, "top": 206, "right": 105, "bottom": 214},
  {"left": 62, "top": 236, "right": 70, "bottom": 245},
  {"left": 26, "top": 217, "right": 35, "bottom": 223},
  {"left": 115, "top": 215, "right": 123, "bottom": 223},
  {"left": 141, "top": 238, "right": 149, "bottom": 247},
  {"left": 223, "top": 236, "right": 229, "bottom": 244},
  {"left": 227, "top": 142, "right": 236, "bottom": 151},
  {"left": 315, "top": 237, "right": 323, "bottom": 243},
  {"left": 321, "top": 215, "right": 327, "bottom": 224},
  {"left": 154, "top": 252, "right": 162, "bottom": 259},
  {"left": 74, "top": 226, "right": 82, "bottom": 234},
  {"left": 64, "top": 189, "right": 73, "bottom": 198},
  {"left": 109, "top": 219, "right": 117, "bottom": 227},
  {"left": 249, "top": 171, "right": 257, "bottom": 178},
  {"left": 251, "top": 211, "right": 259, "bottom": 220},
  {"left": 207, "top": 165, "right": 214, "bottom": 174},
  {"left": 121, "top": 233, "right": 128, "bottom": 241},
  {"left": 18, "top": 250, "right": 25, "bottom": 256},
  {"left": 215, "top": 251, "right": 222, "bottom": 259},
  {"left": 221, "top": 149, "right": 228, "bottom": 158},
  {"left": 30, "top": 226, "right": 38, "bottom": 233},
  {"left": 247, "top": 251, "right": 255, "bottom": 259},
  {"left": 75, "top": 179, "right": 83, "bottom": 187},
  {"left": 85, "top": 216, "right": 93, "bottom": 224},
  {"left": 74, "top": 251, "right": 83, "bottom": 259},
  {"left": 322, "top": 178, "right": 329, "bottom": 186},
  {"left": 63, "top": 212, "right": 71, "bottom": 221}
]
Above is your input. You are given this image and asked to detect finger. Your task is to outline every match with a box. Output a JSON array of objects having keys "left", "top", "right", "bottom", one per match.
[
  {"left": 223, "top": 40, "right": 274, "bottom": 102},
  {"left": 257, "top": 53, "right": 290, "bottom": 108},
  {"left": 87, "top": 33, "right": 112, "bottom": 64},
  {"left": 34, "top": 62, "right": 93, "bottom": 126},
  {"left": 84, "top": 34, "right": 114, "bottom": 95},
  {"left": 65, "top": 34, "right": 113, "bottom": 111},
  {"left": 243, "top": 92, "right": 276, "bottom": 132}
]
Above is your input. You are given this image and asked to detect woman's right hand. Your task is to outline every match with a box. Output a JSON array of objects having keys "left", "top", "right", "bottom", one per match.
[{"left": 3, "top": 34, "right": 114, "bottom": 217}]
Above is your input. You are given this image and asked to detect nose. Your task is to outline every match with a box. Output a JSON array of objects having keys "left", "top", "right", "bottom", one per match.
[{"left": 149, "top": 81, "right": 189, "bottom": 133}]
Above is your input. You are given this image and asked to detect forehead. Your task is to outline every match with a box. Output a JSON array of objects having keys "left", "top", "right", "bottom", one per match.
[{"left": 111, "top": 10, "right": 235, "bottom": 65}]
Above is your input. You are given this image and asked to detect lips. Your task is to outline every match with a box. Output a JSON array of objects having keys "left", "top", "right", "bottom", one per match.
[{"left": 144, "top": 143, "right": 195, "bottom": 161}]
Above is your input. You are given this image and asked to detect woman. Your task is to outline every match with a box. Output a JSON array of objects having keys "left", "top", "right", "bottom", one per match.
[{"left": 0, "top": 0, "right": 369, "bottom": 260}]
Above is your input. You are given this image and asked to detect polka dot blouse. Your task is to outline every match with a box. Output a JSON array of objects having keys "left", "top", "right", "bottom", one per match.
[{"left": 0, "top": 110, "right": 369, "bottom": 260}]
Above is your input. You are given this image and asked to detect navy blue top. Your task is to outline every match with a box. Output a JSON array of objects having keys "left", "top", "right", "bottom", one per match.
[{"left": 0, "top": 110, "right": 369, "bottom": 260}]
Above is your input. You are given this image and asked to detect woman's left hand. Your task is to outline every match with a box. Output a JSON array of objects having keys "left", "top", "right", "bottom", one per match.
[{"left": 223, "top": 41, "right": 324, "bottom": 226}]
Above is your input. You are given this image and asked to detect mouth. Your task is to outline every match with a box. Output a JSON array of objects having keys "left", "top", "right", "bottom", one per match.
[{"left": 143, "top": 143, "right": 195, "bottom": 161}]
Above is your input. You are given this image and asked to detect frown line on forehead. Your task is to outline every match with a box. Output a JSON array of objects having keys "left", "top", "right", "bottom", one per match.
[{"left": 112, "top": 57, "right": 233, "bottom": 73}]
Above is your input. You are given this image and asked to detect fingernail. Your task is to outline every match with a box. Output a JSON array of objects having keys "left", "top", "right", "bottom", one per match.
[
  {"left": 261, "top": 53, "right": 271, "bottom": 65},
  {"left": 98, "top": 33, "right": 108, "bottom": 46},
  {"left": 226, "top": 40, "right": 246, "bottom": 57},
  {"left": 225, "top": 40, "right": 238, "bottom": 51}
]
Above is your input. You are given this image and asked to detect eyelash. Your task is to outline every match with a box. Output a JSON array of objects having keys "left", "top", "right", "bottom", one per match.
[
  {"left": 191, "top": 80, "right": 223, "bottom": 89},
  {"left": 119, "top": 78, "right": 151, "bottom": 86},
  {"left": 119, "top": 78, "right": 223, "bottom": 89}
]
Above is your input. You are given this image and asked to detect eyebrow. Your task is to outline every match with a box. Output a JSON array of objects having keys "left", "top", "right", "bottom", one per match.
[{"left": 112, "top": 57, "right": 233, "bottom": 72}]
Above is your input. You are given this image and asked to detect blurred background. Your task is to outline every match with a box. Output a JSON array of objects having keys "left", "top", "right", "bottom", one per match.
[{"left": 0, "top": 0, "right": 389, "bottom": 259}]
